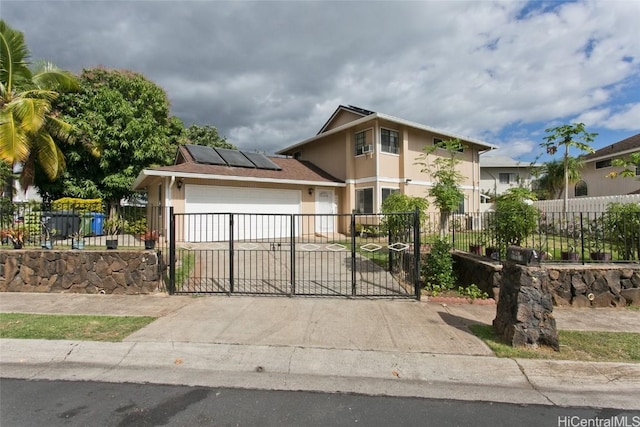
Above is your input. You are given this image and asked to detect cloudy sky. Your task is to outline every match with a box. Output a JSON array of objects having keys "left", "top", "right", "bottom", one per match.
[{"left": 3, "top": 0, "right": 639, "bottom": 162}]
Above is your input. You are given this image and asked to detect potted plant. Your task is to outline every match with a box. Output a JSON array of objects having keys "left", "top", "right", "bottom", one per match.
[
  {"left": 561, "top": 245, "right": 580, "bottom": 262},
  {"left": 587, "top": 217, "right": 611, "bottom": 261},
  {"left": 141, "top": 230, "right": 158, "bottom": 250},
  {"left": 71, "top": 230, "right": 85, "bottom": 250},
  {"left": 41, "top": 226, "right": 56, "bottom": 249},
  {"left": 3, "top": 227, "right": 27, "bottom": 249},
  {"left": 103, "top": 214, "right": 123, "bottom": 249},
  {"left": 469, "top": 235, "right": 486, "bottom": 256},
  {"left": 485, "top": 245, "right": 499, "bottom": 259}
]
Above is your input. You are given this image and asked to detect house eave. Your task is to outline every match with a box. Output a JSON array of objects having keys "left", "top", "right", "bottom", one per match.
[
  {"left": 276, "top": 112, "right": 497, "bottom": 155},
  {"left": 133, "top": 169, "right": 345, "bottom": 190}
]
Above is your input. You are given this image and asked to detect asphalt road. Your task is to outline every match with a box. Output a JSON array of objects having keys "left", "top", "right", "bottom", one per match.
[{"left": 2, "top": 378, "right": 639, "bottom": 427}]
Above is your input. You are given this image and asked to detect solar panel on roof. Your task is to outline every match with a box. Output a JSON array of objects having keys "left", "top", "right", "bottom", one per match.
[
  {"left": 242, "top": 151, "right": 282, "bottom": 171},
  {"left": 185, "top": 144, "right": 226, "bottom": 165},
  {"left": 215, "top": 148, "right": 256, "bottom": 168}
]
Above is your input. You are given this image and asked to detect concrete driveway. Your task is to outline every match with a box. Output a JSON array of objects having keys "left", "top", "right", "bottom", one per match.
[
  {"left": 124, "top": 296, "right": 493, "bottom": 355},
  {"left": 177, "top": 242, "right": 413, "bottom": 297}
]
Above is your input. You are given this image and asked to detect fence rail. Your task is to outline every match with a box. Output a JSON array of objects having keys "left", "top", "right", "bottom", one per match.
[
  {"left": 442, "top": 210, "right": 640, "bottom": 263},
  {"left": 0, "top": 201, "right": 166, "bottom": 251}
]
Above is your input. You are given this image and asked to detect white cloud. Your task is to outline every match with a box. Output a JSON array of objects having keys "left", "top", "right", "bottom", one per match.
[{"left": 3, "top": 0, "right": 640, "bottom": 155}]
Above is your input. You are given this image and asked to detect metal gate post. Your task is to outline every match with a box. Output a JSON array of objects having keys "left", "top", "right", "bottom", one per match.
[
  {"left": 168, "top": 207, "right": 175, "bottom": 294},
  {"left": 414, "top": 207, "right": 421, "bottom": 300},
  {"left": 290, "top": 214, "right": 296, "bottom": 296},
  {"left": 351, "top": 212, "right": 356, "bottom": 296},
  {"left": 229, "top": 214, "right": 234, "bottom": 293}
]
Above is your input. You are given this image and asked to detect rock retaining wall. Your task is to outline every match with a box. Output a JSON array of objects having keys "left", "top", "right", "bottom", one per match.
[
  {"left": 0, "top": 250, "right": 162, "bottom": 294},
  {"left": 493, "top": 261, "right": 559, "bottom": 350},
  {"left": 452, "top": 252, "right": 640, "bottom": 307}
]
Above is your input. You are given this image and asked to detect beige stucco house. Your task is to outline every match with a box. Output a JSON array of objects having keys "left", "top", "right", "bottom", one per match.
[
  {"left": 133, "top": 105, "right": 495, "bottom": 238},
  {"left": 276, "top": 105, "right": 495, "bottom": 215},
  {"left": 573, "top": 133, "right": 640, "bottom": 198}
]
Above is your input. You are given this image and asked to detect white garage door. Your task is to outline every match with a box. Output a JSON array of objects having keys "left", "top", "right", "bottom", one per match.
[{"left": 184, "top": 185, "right": 301, "bottom": 242}]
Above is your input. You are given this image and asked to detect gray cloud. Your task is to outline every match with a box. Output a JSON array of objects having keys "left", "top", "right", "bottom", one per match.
[{"left": 4, "top": 0, "right": 639, "bottom": 159}]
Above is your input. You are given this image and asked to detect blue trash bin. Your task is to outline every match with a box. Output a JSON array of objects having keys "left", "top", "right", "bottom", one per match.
[{"left": 91, "top": 213, "right": 105, "bottom": 236}]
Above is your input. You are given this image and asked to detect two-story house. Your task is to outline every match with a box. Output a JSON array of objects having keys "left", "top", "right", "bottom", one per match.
[
  {"left": 133, "top": 105, "right": 495, "bottom": 239},
  {"left": 573, "top": 133, "right": 640, "bottom": 198},
  {"left": 276, "top": 105, "right": 495, "bottom": 215},
  {"left": 479, "top": 155, "right": 538, "bottom": 208}
]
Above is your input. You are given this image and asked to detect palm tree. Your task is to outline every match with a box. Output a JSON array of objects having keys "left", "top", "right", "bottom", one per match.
[
  {"left": 0, "top": 20, "right": 78, "bottom": 191},
  {"left": 534, "top": 158, "right": 583, "bottom": 200}
]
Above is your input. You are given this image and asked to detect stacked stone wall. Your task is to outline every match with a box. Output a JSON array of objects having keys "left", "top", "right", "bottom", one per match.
[
  {"left": 452, "top": 252, "right": 640, "bottom": 307},
  {"left": 0, "top": 250, "right": 161, "bottom": 294}
]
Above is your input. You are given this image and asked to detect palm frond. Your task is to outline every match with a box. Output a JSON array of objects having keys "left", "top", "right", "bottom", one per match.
[
  {"left": 34, "top": 131, "right": 62, "bottom": 180},
  {"left": 0, "top": 109, "right": 30, "bottom": 163},
  {"left": 32, "top": 63, "right": 79, "bottom": 93},
  {"left": 8, "top": 97, "right": 49, "bottom": 134},
  {"left": 0, "top": 20, "right": 32, "bottom": 96}
]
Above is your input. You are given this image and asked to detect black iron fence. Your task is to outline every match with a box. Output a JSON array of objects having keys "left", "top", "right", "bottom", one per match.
[
  {"left": 167, "top": 209, "right": 421, "bottom": 298},
  {"left": 440, "top": 210, "right": 640, "bottom": 263},
  {"left": 0, "top": 201, "right": 165, "bottom": 251}
]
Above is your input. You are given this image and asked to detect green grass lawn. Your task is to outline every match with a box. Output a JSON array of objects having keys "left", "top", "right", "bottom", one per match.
[
  {"left": 0, "top": 313, "right": 155, "bottom": 341},
  {"left": 470, "top": 324, "right": 640, "bottom": 363}
]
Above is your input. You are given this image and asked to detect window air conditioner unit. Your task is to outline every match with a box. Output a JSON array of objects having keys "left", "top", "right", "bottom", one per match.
[{"left": 362, "top": 145, "right": 373, "bottom": 154}]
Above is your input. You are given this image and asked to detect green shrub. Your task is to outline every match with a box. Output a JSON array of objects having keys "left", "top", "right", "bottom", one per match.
[
  {"left": 52, "top": 198, "right": 103, "bottom": 213},
  {"left": 124, "top": 218, "right": 147, "bottom": 236},
  {"left": 380, "top": 193, "right": 428, "bottom": 240},
  {"left": 604, "top": 202, "right": 640, "bottom": 260},
  {"left": 490, "top": 187, "right": 539, "bottom": 248},
  {"left": 457, "top": 284, "right": 489, "bottom": 300},
  {"left": 422, "top": 238, "right": 456, "bottom": 294}
]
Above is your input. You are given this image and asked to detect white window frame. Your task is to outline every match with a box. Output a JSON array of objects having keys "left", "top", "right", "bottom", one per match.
[{"left": 354, "top": 131, "right": 367, "bottom": 156}]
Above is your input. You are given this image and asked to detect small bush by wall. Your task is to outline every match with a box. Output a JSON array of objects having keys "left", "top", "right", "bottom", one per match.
[{"left": 0, "top": 250, "right": 161, "bottom": 294}]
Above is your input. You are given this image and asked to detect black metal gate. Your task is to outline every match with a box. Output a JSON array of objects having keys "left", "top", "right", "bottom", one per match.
[{"left": 167, "top": 208, "right": 420, "bottom": 298}]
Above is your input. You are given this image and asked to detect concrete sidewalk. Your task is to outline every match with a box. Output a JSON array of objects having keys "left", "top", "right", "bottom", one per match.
[{"left": 1, "top": 293, "right": 639, "bottom": 410}]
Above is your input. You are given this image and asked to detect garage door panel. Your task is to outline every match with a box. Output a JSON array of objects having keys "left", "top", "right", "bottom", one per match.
[{"left": 184, "top": 185, "right": 301, "bottom": 242}]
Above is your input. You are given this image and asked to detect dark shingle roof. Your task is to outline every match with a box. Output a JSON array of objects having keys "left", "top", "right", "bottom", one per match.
[{"left": 583, "top": 133, "right": 640, "bottom": 161}]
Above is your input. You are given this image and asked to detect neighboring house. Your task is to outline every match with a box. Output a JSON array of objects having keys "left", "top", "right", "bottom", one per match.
[
  {"left": 133, "top": 105, "right": 495, "bottom": 238},
  {"left": 479, "top": 155, "right": 537, "bottom": 200},
  {"left": 573, "top": 133, "right": 640, "bottom": 198}
]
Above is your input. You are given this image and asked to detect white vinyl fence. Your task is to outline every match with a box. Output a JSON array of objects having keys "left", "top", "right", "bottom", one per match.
[{"left": 533, "top": 195, "right": 640, "bottom": 214}]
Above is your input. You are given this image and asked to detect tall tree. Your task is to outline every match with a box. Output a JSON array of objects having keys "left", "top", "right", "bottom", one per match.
[
  {"left": 540, "top": 123, "right": 597, "bottom": 212},
  {"left": 36, "top": 68, "right": 179, "bottom": 208},
  {"left": 182, "top": 124, "right": 235, "bottom": 149},
  {"left": 415, "top": 138, "right": 465, "bottom": 237},
  {"left": 533, "top": 158, "right": 584, "bottom": 200},
  {"left": 0, "top": 20, "right": 79, "bottom": 190}
]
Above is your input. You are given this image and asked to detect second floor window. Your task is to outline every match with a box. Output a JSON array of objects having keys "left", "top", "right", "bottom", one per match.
[
  {"left": 381, "top": 129, "right": 399, "bottom": 154},
  {"left": 499, "top": 173, "right": 517, "bottom": 184},
  {"left": 355, "top": 131, "right": 369, "bottom": 156},
  {"left": 595, "top": 159, "right": 612, "bottom": 169}
]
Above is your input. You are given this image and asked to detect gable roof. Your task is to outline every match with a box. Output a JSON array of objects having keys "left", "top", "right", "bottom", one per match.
[
  {"left": 480, "top": 155, "right": 538, "bottom": 168},
  {"left": 133, "top": 145, "right": 344, "bottom": 189},
  {"left": 277, "top": 105, "right": 497, "bottom": 155},
  {"left": 317, "top": 105, "right": 376, "bottom": 134},
  {"left": 582, "top": 133, "right": 640, "bottom": 162}
]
